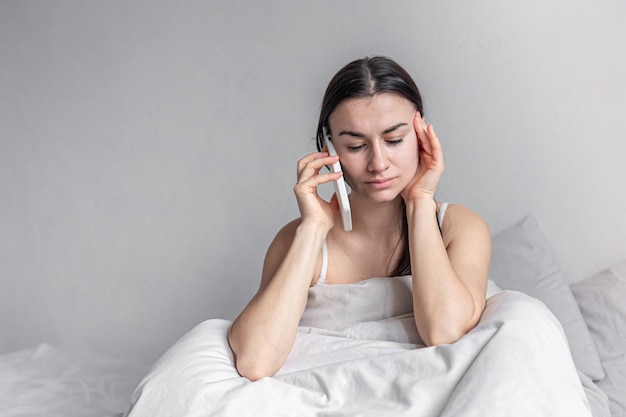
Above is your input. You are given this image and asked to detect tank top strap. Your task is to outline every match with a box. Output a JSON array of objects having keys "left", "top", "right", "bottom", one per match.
[
  {"left": 437, "top": 202, "right": 449, "bottom": 228},
  {"left": 314, "top": 240, "right": 328, "bottom": 286}
]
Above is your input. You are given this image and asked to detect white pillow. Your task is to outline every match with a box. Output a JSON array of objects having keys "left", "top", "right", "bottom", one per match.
[
  {"left": 571, "top": 260, "right": 626, "bottom": 417},
  {"left": 489, "top": 215, "right": 604, "bottom": 381}
]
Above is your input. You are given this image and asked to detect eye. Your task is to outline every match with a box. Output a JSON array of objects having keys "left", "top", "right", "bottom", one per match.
[
  {"left": 347, "top": 144, "right": 365, "bottom": 152},
  {"left": 386, "top": 138, "right": 403, "bottom": 146}
]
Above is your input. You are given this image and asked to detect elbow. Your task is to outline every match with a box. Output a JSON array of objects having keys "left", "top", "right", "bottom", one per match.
[
  {"left": 229, "top": 328, "right": 279, "bottom": 381},
  {"left": 421, "top": 328, "right": 467, "bottom": 347},
  {"left": 421, "top": 302, "right": 485, "bottom": 347},
  {"left": 234, "top": 357, "right": 277, "bottom": 381},
  {"left": 421, "top": 317, "right": 482, "bottom": 346}
]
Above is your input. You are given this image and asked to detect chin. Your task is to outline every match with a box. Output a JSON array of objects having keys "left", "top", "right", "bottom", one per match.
[{"left": 364, "top": 189, "right": 403, "bottom": 204}]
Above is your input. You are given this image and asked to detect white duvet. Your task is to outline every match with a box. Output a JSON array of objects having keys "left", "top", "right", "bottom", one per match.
[{"left": 124, "top": 277, "right": 606, "bottom": 417}]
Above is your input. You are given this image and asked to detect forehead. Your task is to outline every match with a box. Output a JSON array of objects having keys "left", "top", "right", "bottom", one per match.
[{"left": 329, "top": 93, "right": 416, "bottom": 132}]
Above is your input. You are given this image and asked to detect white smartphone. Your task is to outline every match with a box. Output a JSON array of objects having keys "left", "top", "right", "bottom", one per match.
[{"left": 323, "top": 126, "right": 352, "bottom": 232}]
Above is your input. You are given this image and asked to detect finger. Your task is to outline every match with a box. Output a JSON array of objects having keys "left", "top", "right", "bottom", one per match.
[
  {"left": 426, "top": 124, "right": 442, "bottom": 150},
  {"left": 297, "top": 154, "right": 339, "bottom": 181},
  {"left": 425, "top": 124, "right": 444, "bottom": 162},
  {"left": 297, "top": 156, "right": 340, "bottom": 183},
  {"left": 296, "top": 170, "right": 343, "bottom": 192},
  {"left": 297, "top": 152, "right": 336, "bottom": 172},
  {"left": 414, "top": 113, "right": 432, "bottom": 155},
  {"left": 297, "top": 152, "right": 329, "bottom": 174}
]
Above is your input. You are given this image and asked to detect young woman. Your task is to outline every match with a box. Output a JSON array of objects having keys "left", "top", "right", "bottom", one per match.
[
  {"left": 228, "top": 56, "right": 491, "bottom": 381},
  {"left": 125, "top": 56, "right": 595, "bottom": 416}
]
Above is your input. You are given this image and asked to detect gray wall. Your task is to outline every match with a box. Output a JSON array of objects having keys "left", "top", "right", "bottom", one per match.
[{"left": 1, "top": 0, "right": 625, "bottom": 364}]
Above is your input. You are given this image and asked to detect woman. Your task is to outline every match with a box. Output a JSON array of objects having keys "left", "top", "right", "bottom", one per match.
[
  {"left": 126, "top": 57, "right": 595, "bottom": 417},
  {"left": 228, "top": 56, "right": 491, "bottom": 381}
]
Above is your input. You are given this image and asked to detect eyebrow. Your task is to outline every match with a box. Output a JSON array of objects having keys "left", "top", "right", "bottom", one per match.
[{"left": 338, "top": 122, "right": 408, "bottom": 138}]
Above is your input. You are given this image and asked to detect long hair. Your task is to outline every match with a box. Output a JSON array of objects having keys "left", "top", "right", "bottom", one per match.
[{"left": 315, "top": 56, "right": 424, "bottom": 276}]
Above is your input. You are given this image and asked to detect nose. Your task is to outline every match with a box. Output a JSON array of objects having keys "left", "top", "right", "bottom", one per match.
[{"left": 367, "top": 142, "right": 390, "bottom": 173}]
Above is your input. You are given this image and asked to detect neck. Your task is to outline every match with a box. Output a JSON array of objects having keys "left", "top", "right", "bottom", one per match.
[{"left": 347, "top": 194, "right": 404, "bottom": 242}]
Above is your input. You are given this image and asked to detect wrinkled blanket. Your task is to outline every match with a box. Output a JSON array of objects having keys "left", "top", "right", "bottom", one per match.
[{"left": 124, "top": 277, "right": 604, "bottom": 417}]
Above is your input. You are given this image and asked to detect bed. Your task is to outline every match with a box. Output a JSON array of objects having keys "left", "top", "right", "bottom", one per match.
[
  {"left": 0, "top": 344, "right": 148, "bottom": 417},
  {"left": 1, "top": 215, "right": 624, "bottom": 416}
]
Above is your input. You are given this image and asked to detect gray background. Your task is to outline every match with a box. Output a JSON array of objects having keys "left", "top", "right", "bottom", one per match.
[{"left": 1, "top": 0, "right": 625, "bottom": 365}]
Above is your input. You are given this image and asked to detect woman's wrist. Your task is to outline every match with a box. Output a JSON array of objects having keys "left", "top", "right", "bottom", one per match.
[
  {"left": 298, "top": 217, "right": 333, "bottom": 237},
  {"left": 404, "top": 197, "right": 437, "bottom": 216}
]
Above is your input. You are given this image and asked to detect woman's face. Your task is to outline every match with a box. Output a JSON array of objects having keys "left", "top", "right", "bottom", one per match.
[{"left": 327, "top": 93, "right": 419, "bottom": 204}]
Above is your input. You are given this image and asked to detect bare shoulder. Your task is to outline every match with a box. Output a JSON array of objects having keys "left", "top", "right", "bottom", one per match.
[
  {"left": 259, "top": 218, "right": 302, "bottom": 289},
  {"left": 270, "top": 218, "right": 302, "bottom": 249},
  {"left": 439, "top": 203, "right": 491, "bottom": 249}
]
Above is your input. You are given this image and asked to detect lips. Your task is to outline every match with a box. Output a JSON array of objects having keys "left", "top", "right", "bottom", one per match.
[
  {"left": 366, "top": 177, "right": 396, "bottom": 188},
  {"left": 367, "top": 177, "right": 393, "bottom": 184}
]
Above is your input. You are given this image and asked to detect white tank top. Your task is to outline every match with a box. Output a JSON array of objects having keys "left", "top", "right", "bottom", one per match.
[{"left": 314, "top": 202, "right": 449, "bottom": 286}]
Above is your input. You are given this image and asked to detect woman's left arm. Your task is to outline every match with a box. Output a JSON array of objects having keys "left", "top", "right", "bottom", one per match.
[
  {"left": 403, "top": 113, "right": 491, "bottom": 346},
  {"left": 407, "top": 200, "right": 491, "bottom": 346}
]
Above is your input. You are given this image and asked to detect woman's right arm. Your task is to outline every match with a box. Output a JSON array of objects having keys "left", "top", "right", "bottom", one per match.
[{"left": 227, "top": 152, "right": 342, "bottom": 381}]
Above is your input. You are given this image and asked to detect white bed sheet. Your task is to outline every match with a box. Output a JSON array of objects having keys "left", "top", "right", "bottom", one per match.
[
  {"left": 0, "top": 344, "right": 148, "bottom": 417},
  {"left": 124, "top": 278, "right": 608, "bottom": 417}
]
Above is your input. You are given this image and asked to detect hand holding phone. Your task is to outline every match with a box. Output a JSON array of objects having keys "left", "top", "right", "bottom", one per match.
[{"left": 323, "top": 126, "right": 352, "bottom": 232}]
